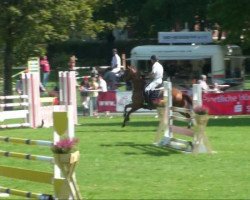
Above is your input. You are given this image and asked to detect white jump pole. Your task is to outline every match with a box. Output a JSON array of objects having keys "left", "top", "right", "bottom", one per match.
[
  {"left": 193, "top": 84, "right": 202, "bottom": 107},
  {"left": 160, "top": 81, "right": 173, "bottom": 145},
  {"left": 59, "top": 71, "right": 78, "bottom": 125},
  {"left": 22, "top": 72, "right": 41, "bottom": 128}
]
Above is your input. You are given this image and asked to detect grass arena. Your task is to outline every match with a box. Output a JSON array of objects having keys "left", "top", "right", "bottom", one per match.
[{"left": 0, "top": 114, "right": 250, "bottom": 199}]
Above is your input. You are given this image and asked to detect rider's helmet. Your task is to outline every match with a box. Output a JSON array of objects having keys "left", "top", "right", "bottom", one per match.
[{"left": 150, "top": 55, "right": 158, "bottom": 61}]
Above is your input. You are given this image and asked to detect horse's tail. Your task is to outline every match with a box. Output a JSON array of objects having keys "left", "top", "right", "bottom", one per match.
[{"left": 183, "top": 93, "right": 193, "bottom": 108}]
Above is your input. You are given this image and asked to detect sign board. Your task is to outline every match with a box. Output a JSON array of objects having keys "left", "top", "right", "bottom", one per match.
[
  {"left": 28, "top": 57, "right": 40, "bottom": 73},
  {"left": 203, "top": 91, "right": 250, "bottom": 115},
  {"left": 158, "top": 32, "right": 213, "bottom": 44}
]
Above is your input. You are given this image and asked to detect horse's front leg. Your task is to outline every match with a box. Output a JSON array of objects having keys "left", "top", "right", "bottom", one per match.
[
  {"left": 122, "top": 104, "right": 132, "bottom": 127},
  {"left": 122, "top": 107, "right": 140, "bottom": 127},
  {"left": 123, "top": 103, "right": 132, "bottom": 118}
]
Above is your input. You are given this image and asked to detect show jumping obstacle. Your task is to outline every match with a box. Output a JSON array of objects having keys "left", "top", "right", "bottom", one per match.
[
  {"left": 0, "top": 94, "right": 30, "bottom": 128},
  {"left": 0, "top": 72, "right": 40, "bottom": 128},
  {"left": 155, "top": 81, "right": 212, "bottom": 153},
  {"left": 0, "top": 107, "right": 82, "bottom": 199},
  {"left": 0, "top": 71, "right": 77, "bottom": 129}
]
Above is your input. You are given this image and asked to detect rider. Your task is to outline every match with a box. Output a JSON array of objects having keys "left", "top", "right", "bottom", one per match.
[
  {"left": 144, "top": 55, "right": 164, "bottom": 105},
  {"left": 111, "top": 48, "right": 121, "bottom": 74}
]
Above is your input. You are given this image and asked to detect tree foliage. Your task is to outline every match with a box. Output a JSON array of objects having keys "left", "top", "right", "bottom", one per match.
[
  {"left": 1, "top": 0, "right": 250, "bottom": 95},
  {"left": 95, "top": 0, "right": 210, "bottom": 38},
  {"left": 0, "top": 0, "right": 109, "bottom": 95},
  {"left": 208, "top": 0, "right": 250, "bottom": 47}
]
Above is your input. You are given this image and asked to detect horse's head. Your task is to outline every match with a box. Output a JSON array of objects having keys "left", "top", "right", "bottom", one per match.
[{"left": 123, "top": 65, "right": 138, "bottom": 82}]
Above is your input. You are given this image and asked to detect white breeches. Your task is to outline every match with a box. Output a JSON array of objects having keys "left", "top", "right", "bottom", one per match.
[
  {"left": 111, "top": 67, "right": 121, "bottom": 74},
  {"left": 145, "top": 78, "right": 162, "bottom": 92}
]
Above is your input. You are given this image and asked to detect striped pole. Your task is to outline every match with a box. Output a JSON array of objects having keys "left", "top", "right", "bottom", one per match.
[
  {"left": 0, "top": 136, "right": 52, "bottom": 146},
  {"left": 0, "top": 186, "right": 52, "bottom": 200},
  {"left": 0, "top": 150, "right": 53, "bottom": 163}
]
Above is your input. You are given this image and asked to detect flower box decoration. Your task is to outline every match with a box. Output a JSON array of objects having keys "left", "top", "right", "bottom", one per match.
[
  {"left": 193, "top": 105, "right": 209, "bottom": 125},
  {"left": 193, "top": 105, "right": 212, "bottom": 154},
  {"left": 52, "top": 137, "right": 80, "bottom": 171},
  {"left": 51, "top": 137, "right": 79, "bottom": 154},
  {"left": 52, "top": 138, "right": 82, "bottom": 199},
  {"left": 193, "top": 105, "right": 209, "bottom": 115}
]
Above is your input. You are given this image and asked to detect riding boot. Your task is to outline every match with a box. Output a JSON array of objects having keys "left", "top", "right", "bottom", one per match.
[
  {"left": 144, "top": 91, "right": 153, "bottom": 109},
  {"left": 143, "top": 91, "right": 150, "bottom": 104}
]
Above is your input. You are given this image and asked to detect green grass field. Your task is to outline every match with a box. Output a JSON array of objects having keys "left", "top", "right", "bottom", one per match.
[{"left": 0, "top": 115, "right": 250, "bottom": 199}]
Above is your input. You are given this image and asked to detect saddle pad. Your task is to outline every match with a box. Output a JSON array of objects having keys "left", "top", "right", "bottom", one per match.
[{"left": 149, "top": 90, "right": 162, "bottom": 100}]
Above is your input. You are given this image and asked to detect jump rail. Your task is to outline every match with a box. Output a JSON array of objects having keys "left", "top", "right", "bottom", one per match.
[
  {"left": 0, "top": 71, "right": 77, "bottom": 129},
  {"left": 0, "top": 107, "right": 82, "bottom": 199},
  {"left": 155, "top": 81, "right": 211, "bottom": 153}
]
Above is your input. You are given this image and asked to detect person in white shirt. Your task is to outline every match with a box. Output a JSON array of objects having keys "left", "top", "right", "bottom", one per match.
[
  {"left": 145, "top": 55, "right": 164, "bottom": 92},
  {"left": 197, "top": 75, "right": 210, "bottom": 92},
  {"left": 198, "top": 75, "right": 230, "bottom": 93},
  {"left": 98, "top": 75, "right": 107, "bottom": 92},
  {"left": 98, "top": 75, "right": 112, "bottom": 118},
  {"left": 111, "top": 48, "right": 121, "bottom": 74}
]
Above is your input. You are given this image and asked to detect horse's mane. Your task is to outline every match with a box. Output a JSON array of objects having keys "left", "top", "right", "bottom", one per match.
[{"left": 126, "top": 66, "right": 143, "bottom": 79}]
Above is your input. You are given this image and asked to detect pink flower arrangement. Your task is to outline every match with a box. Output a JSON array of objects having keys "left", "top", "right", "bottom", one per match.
[
  {"left": 193, "top": 105, "right": 209, "bottom": 115},
  {"left": 51, "top": 138, "right": 79, "bottom": 154}
]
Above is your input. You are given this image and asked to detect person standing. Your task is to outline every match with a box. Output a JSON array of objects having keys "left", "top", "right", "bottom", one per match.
[
  {"left": 69, "top": 55, "right": 77, "bottom": 70},
  {"left": 197, "top": 74, "right": 210, "bottom": 92},
  {"left": 98, "top": 74, "right": 112, "bottom": 118},
  {"left": 89, "top": 77, "right": 99, "bottom": 118},
  {"left": 79, "top": 76, "right": 90, "bottom": 116},
  {"left": 111, "top": 48, "right": 121, "bottom": 74},
  {"left": 40, "top": 56, "right": 51, "bottom": 87},
  {"left": 90, "top": 67, "right": 98, "bottom": 77}
]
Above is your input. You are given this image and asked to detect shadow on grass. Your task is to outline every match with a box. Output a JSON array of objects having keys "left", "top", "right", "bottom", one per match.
[
  {"left": 101, "top": 142, "right": 180, "bottom": 157},
  {"left": 208, "top": 117, "right": 250, "bottom": 127},
  {"left": 77, "top": 121, "right": 159, "bottom": 127}
]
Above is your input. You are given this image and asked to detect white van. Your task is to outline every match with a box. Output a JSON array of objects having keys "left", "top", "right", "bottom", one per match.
[{"left": 129, "top": 45, "right": 244, "bottom": 89}]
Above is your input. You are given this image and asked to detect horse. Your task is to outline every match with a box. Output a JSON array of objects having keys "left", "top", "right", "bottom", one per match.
[{"left": 122, "top": 65, "right": 193, "bottom": 127}]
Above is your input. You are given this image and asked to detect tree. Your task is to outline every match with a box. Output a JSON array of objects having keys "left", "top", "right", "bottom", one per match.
[
  {"left": 208, "top": 0, "right": 250, "bottom": 47},
  {"left": 0, "top": 0, "right": 109, "bottom": 96},
  {"left": 95, "top": 0, "right": 211, "bottom": 39}
]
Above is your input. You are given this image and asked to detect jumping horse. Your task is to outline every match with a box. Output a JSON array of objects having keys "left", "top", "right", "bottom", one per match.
[{"left": 122, "top": 66, "right": 193, "bottom": 127}]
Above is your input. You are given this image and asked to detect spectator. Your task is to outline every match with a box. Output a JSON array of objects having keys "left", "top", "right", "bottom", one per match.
[
  {"left": 98, "top": 74, "right": 112, "bottom": 118},
  {"left": 90, "top": 67, "right": 98, "bottom": 77},
  {"left": 197, "top": 74, "right": 229, "bottom": 93},
  {"left": 15, "top": 76, "right": 23, "bottom": 95},
  {"left": 212, "top": 82, "right": 230, "bottom": 93},
  {"left": 79, "top": 76, "right": 90, "bottom": 116},
  {"left": 68, "top": 55, "right": 77, "bottom": 70},
  {"left": 88, "top": 77, "right": 99, "bottom": 118},
  {"left": 197, "top": 74, "right": 210, "bottom": 92},
  {"left": 40, "top": 56, "right": 51, "bottom": 87}
]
